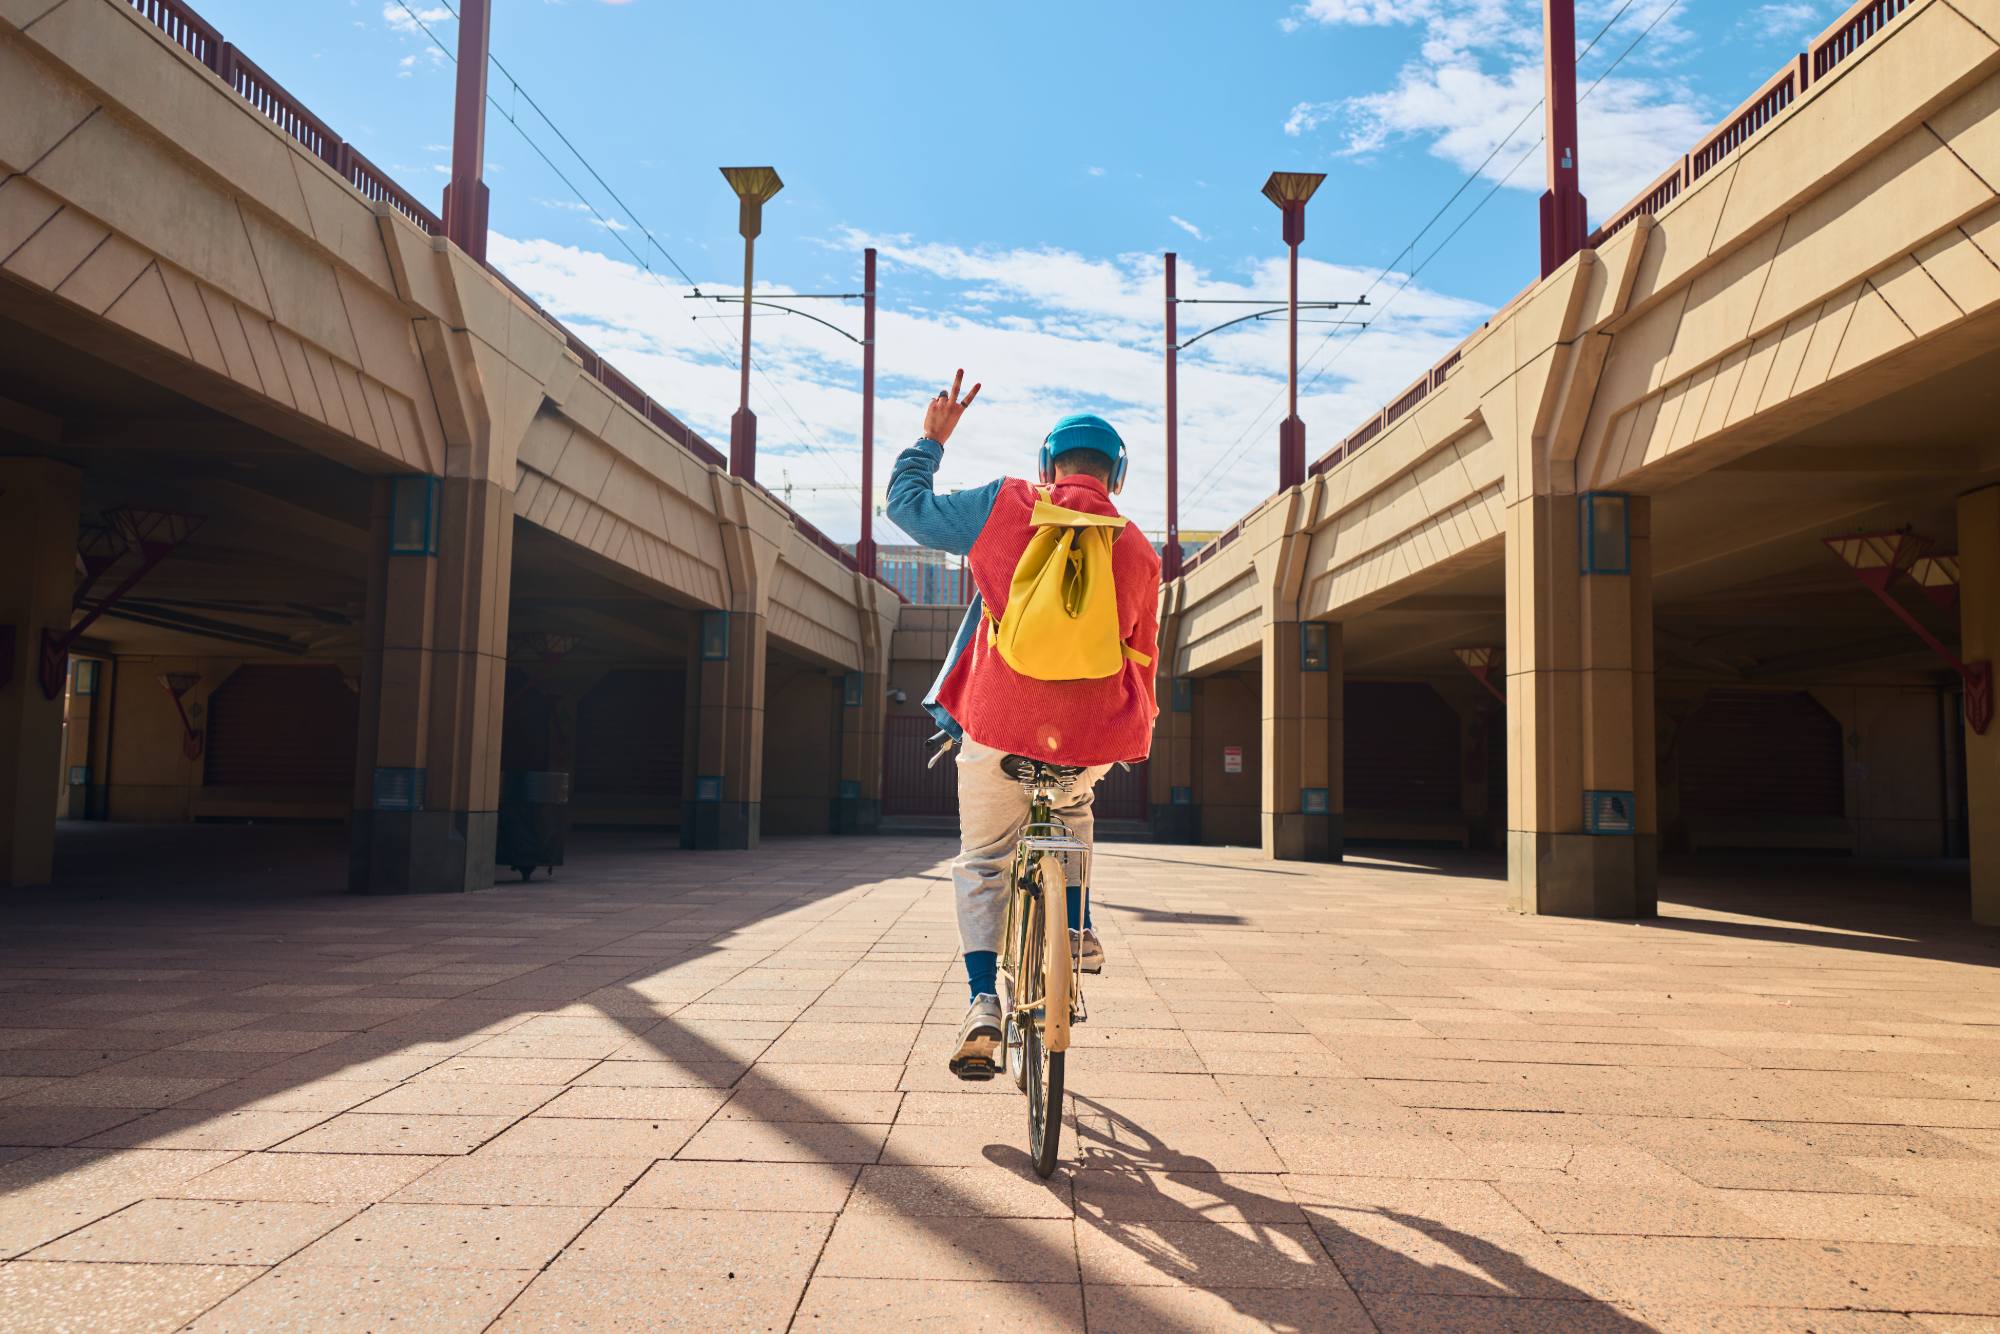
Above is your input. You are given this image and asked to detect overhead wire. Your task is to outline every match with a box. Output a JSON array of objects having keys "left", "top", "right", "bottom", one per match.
[
  {"left": 390, "top": 0, "right": 859, "bottom": 488},
  {"left": 1180, "top": 0, "right": 1669, "bottom": 513}
]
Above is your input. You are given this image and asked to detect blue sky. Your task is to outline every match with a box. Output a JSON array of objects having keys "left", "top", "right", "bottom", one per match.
[{"left": 193, "top": 0, "right": 1846, "bottom": 539}]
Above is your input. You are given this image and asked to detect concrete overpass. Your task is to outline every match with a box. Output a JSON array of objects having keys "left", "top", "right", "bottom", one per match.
[
  {"left": 1155, "top": 0, "right": 2000, "bottom": 922},
  {"left": 0, "top": 0, "right": 897, "bottom": 893}
]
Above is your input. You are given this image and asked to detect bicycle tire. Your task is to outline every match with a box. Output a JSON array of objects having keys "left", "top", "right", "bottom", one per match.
[{"left": 1022, "top": 858, "right": 1066, "bottom": 1178}]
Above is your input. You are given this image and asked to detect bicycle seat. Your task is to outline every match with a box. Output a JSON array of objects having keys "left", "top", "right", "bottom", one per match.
[{"left": 1001, "top": 754, "right": 1085, "bottom": 786}]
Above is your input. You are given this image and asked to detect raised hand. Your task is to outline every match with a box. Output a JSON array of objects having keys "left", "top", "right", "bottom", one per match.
[{"left": 922, "top": 368, "right": 981, "bottom": 446}]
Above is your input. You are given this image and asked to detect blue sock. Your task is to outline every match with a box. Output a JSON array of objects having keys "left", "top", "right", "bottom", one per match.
[
  {"left": 1067, "top": 885, "right": 1092, "bottom": 933},
  {"left": 964, "top": 950, "right": 997, "bottom": 1001}
]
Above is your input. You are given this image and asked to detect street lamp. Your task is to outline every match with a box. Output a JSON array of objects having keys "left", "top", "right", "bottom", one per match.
[
  {"left": 1263, "top": 170, "right": 1326, "bottom": 492},
  {"left": 720, "top": 166, "right": 784, "bottom": 483}
]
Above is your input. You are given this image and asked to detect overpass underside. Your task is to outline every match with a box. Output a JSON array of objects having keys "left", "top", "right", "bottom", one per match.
[
  {"left": 1152, "top": 0, "right": 2000, "bottom": 926},
  {"left": 0, "top": 0, "right": 900, "bottom": 895}
]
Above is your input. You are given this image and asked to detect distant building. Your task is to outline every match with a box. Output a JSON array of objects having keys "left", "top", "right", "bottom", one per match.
[
  {"left": 1163, "top": 530, "right": 1223, "bottom": 562},
  {"left": 848, "top": 543, "right": 969, "bottom": 604}
]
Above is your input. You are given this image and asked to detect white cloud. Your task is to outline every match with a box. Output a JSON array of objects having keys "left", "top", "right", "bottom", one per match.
[
  {"left": 383, "top": 2, "right": 452, "bottom": 36},
  {"left": 1086, "top": 166, "right": 1107, "bottom": 177},
  {"left": 539, "top": 198, "right": 629, "bottom": 232},
  {"left": 1747, "top": 2, "right": 1826, "bottom": 39},
  {"left": 1168, "top": 216, "right": 1205, "bottom": 241},
  {"left": 485, "top": 230, "right": 1489, "bottom": 538},
  {"left": 1282, "top": 0, "right": 1712, "bottom": 214}
]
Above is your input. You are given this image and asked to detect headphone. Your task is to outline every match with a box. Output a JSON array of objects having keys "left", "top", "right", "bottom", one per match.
[{"left": 1037, "top": 416, "right": 1130, "bottom": 494}]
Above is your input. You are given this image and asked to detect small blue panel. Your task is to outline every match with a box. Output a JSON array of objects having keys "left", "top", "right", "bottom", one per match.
[
  {"left": 1171, "top": 785, "right": 1194, "bottom": 806},
  {"left": 1302, "top": 787, "right": 1330, "bottom": 815},
  {"left": 372, "top": 767, "right": 426, "bottom": 812},
  {"left": 1583, "top": 789, "right": 1636, "bottom": 835},
  {"left": 695, "top": 775, "right": 723, "bottom": 803}
]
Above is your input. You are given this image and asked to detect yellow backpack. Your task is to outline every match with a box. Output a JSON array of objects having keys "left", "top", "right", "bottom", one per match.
[{"left": 986, "top": 488, "right": 1153, "bottom": 681}]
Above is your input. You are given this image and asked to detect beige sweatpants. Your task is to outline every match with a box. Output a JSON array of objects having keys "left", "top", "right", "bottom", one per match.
[{"left": 951, "top": 736, "right": 1110, "bottom": 955}]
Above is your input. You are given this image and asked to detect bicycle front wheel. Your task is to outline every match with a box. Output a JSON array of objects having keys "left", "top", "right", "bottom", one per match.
[{"left": 1024, "top": 876, "right": 1072, "bottom": 1176}]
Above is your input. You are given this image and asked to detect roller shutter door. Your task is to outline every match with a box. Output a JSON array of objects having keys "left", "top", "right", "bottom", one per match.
[
  {"left": 1345, "top": 681, "right": 1459, "bottom": 813},
  {"left": 203, "top": 665, "right": 357, "bottom": 788},
  {"left": 1096, "top": 760, "right": 1149, "bottom": 822},
  {"left": 883, "top": 715, "right": 957, "bottom": 817},
  {"left": 1681, "top": 689, "right": 1842, "bottom": 818},
  {"left": 575, "top": 669, "right": 685, "bottom": 797}
]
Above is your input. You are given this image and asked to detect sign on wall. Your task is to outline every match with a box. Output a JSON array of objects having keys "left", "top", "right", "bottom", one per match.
[{"left": 1223, "top": 745, "right": 1243, "bottom": 775}]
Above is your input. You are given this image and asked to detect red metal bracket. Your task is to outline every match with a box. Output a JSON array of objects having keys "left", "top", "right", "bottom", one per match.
[
  {"left": 41, "top": 507, "right": 204, "bottom": 699},
  {"left": 1453, "top": 646, "right": 1507, "bottom": 706},
  {"left": 1825, "top": 533, "right": 1991, "bottom": 733},
  {"left": 159, "top": 672, "right": 205, "bottom": 761}
]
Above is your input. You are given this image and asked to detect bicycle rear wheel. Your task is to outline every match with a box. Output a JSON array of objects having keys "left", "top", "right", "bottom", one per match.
[{"left": 1020, "top": 881, "right": 1065, "bottom": 1178}]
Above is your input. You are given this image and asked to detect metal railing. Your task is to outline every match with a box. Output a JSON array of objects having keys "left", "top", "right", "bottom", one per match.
[
  {"left": 125, "top": 0, "right": 887, "bottom": 590},
  {"left": 1591, "top": 0, "right": 1914, "bottom": 245},
  {"left": 1278, "top": 0, "right": 1923, "bottom": 515}
]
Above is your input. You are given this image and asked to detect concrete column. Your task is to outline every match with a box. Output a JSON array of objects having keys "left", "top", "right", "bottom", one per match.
[
  {"left": 684, "top": 609, "right": 765, "bottom": 849},
  {"left": 1150, "top": 673, "right": 1198, "bottom": 843},
  {"left": 836, "top": 663, "right": 885, "bottom": 834},
  {"left": 1506, "top": 492, "right": 1656, "bottom": 916},
  {"left": 0, "top": 460, "right": 81, "bottom": 888},
  {"left": 350, "top": 476, "right": 513, "bottom": 894},
  {"left": 1958, "top": 485, "right": 2000, "bottom": 924},
  {"left": 1261, "top": 620, "right": 1343, "bottom": 862}
]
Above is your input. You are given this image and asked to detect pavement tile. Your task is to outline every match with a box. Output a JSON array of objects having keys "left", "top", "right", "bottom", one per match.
[
  {"left": 1076, "top": 1218, "right": 1343, "bottom": 1289},
  {"left": 288, "top": 1202, "right": 594, "bottom": 1270},
  {"left": 76, "top": 1108, "right": 331, "bottom": 1152},
  {"left": 817, "top": 1212, "right": 1076, "bottom": 1281},
  {"left": 561, "top": 1206, "right": 835, "bottom": 1279},
  {"left": 183, "top": 1263, "right": 534, "bottom": 1332},
  {"left": 676, "top": 1118, "right": 889, "bottom": 1163},
  {"left": 0, "top": 1260, "right": 261, "bottom": 1334},
  {"left": 491, "top": 1265, "right": 805, "bottom": 1332},
  {"left": 29, "top": 1198, "right": 356, "bottom": 1266},
  {"left": 390, "top": 1154, "right": 650, "bottom": 1206},
  {"left": 167, "top": 1152, "right": 445, "bottom": 1203},
  {"left": 408, "top": 1057, "right": 601, "bottom": 1085},
  {"left": 620, "top": 1160, "right": 859, "bottom": 1211},
  {"left": 850, "top": 1164, "right": 1073, "bottom": 1218},
  {"left": 718, "top": 1088, "right": 902, "bottom": 1123},
  {"left": 1083, "top": 1282, "right": 1371, "bottom": 1332},
  {"left": 1358, "top": 1292, "right": 1658, "bottom": 1333},
  {"left": 353, "top": 1082, "right": 564, "bottom": 1117},
  {"left": 1551, "top": 1236, "right": 1865, "bottom": 1308},
  {"left": 1072, "top": 1169, "right": 1301, "bottom": 1224},
  {"left": 272, "top": 1112, "right": 514, "bottom": 1156},
  {"left": 795, "top": 1277, "right": 1085, "bottom": 1332}
]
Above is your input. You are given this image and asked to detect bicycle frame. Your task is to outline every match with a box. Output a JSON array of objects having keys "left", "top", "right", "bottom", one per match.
[{"left": 996, "top": 783, "right": 1091, "bottom": 1061}]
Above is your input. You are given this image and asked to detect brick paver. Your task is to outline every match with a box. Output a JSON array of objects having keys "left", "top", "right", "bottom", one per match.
[{"left": 3, "top": 834, "right": 1999, "bottom": 1331}]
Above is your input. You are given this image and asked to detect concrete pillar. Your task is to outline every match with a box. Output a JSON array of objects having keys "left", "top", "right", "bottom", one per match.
[
  {"left": 684, "top": 609, "right": 765, "bottom": 849},
  {"left": 0, "top": 460, "right": 82, "bottom": 888},
  {"left": 350, "top": 476, "right": 513, "bottom": 894},
  {"left": 1958, "top": 485, "right": 2000, "bottom": 924},
  {"left": 1505, "top": 492, "right": 1656, "bottom": 916},
  {"left": 836, "top": 663, "right": 885, "bottom": 834},
  {"left": 1261, "top": 620, "right": 1343, "bottom": 862},
  {"left": 1150, "top": 673, "right": 1198, "bottom": 842}
]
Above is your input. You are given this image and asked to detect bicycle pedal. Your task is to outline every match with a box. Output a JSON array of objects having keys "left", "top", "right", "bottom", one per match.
[{"left": 948, "top": 1055, "right": 998, "bottom": 1082}]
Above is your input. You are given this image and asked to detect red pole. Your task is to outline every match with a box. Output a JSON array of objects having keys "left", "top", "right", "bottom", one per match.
[
  {"left": 441, "top": 0, "right": 491, "bottom": 261},
  {"left": 1163, "top": 252, "right": 1182, "bottom": 581},
  {"left": 1277, "top": 203, "right": 1306, "bottom": 490},
  {"left": 1540, "top": 0, "right": 1589, "bottom": 277},
  {"left": 859, "top": 248, "right": 878, "bottom": 577}
]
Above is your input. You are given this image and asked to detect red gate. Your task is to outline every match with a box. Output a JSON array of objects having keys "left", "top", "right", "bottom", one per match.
[{"left": 882, "top": 714, "right": 957, "bottom": 817}]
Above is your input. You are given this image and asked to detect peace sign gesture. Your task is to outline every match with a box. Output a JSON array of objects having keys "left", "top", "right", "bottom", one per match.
[{"left": 922, "top": 369, "right": 981, "bottom": 446}]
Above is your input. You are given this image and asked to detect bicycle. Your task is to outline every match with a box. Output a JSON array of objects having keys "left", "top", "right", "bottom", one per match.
[{"left": 992, "top": 753, "right": 1094, "bottom": 1178}]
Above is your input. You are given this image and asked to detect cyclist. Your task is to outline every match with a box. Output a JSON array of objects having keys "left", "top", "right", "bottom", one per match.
[{"left": 886, "top": 370, "right": 1161, "bottom": 1079}]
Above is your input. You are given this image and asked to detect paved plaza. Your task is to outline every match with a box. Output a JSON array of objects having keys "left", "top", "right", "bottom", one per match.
[{"left": 1, "top": 833, "right": 1998, "bottom": 1331}]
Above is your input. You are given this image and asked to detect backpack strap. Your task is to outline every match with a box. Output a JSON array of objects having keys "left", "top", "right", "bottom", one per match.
[{"left": 1122, "top": 644, "right": 1152, "bottom": 667}]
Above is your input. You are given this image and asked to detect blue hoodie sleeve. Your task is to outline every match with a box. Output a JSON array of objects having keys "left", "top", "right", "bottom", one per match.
[{"left": 886, "top": 438, "right": 1002, "bottom": 557}]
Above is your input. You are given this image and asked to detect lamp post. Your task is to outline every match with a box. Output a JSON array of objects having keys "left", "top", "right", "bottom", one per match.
[
  {"left": 1163, "top": 251, "right": 1182, "bottom": 582},
  {"left": 441, "top": 0, "right": 491, "bottom": 261},
  {"left": 720, "top": 166, "right": 784, "bottom": 483},
  {"left": 858, "top": 247, "right": 878, "bottom": 577},
  {"left": 1540, "top": 0, "right": 1589, "bottom": 277},
  {"left": 1262, "top": 171, "right": 1326, "bottom": 493}
]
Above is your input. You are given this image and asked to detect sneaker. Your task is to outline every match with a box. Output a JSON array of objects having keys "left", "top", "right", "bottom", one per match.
[
  {"left": 1073, "top": 927, "right": 1105, "bottom": 975},
  {"left": 948, "top": 994, "right": 1003, "bottom": 1081}
]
